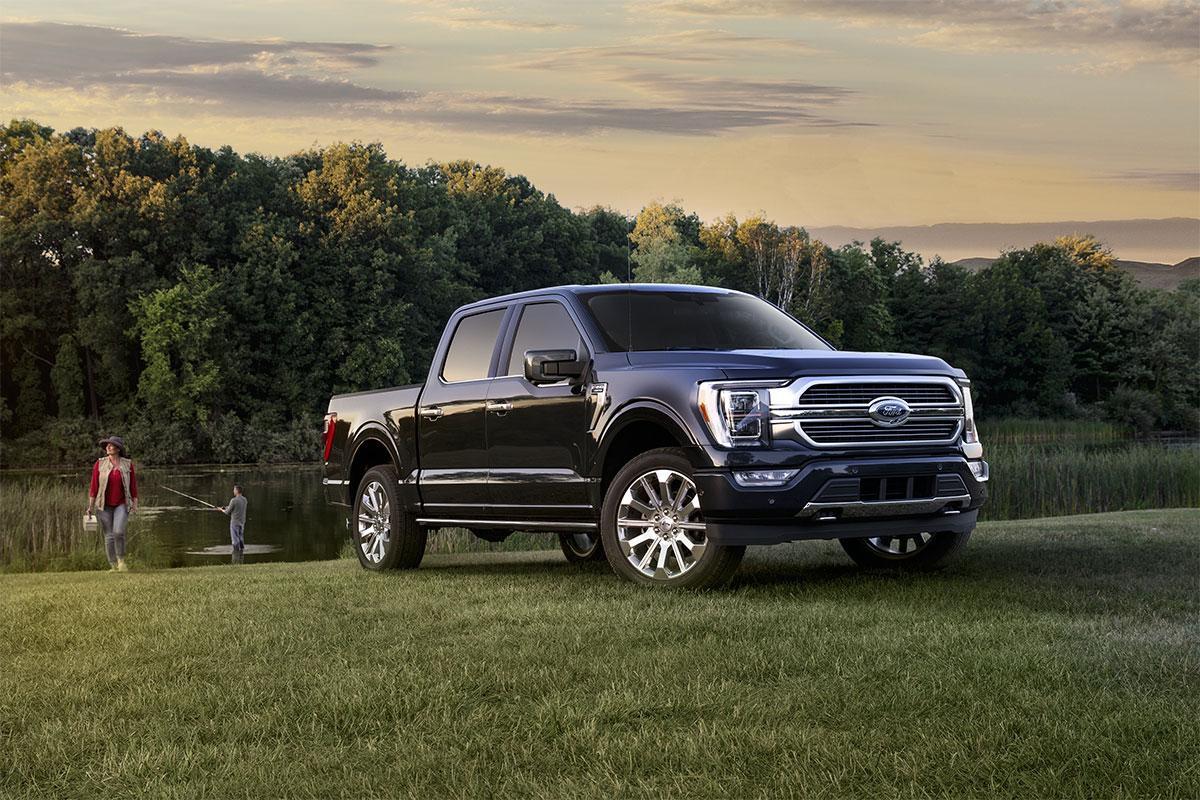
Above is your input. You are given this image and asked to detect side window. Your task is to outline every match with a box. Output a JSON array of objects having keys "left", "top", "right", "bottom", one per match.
[
  {"left": 440, "top": 309, "right": 506, "bottom": 383},
  {"left": 506, "top": 302, "right": 585, "bottom": 376}
]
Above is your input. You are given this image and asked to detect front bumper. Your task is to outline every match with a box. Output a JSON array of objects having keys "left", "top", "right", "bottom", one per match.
[{"left": 693, "top": 454, "right": 987, "bottom": 546}]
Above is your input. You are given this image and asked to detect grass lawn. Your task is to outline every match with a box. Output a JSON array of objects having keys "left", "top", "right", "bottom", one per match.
[{"left": 2, "top": 509, "right": 1197, "bottom": 799}]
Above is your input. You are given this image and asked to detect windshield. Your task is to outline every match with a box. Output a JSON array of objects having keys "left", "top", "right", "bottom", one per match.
[{"left": 580, "top": 289, "right": 831, "bottom": 352}]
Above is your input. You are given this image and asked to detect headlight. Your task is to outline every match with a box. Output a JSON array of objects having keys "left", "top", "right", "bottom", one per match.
[
  {"left": 697, "top": 381, "right": 779, "bottom": 447},
  {"left": 958, "top": 378, "right": 983, "bottom": 458}
]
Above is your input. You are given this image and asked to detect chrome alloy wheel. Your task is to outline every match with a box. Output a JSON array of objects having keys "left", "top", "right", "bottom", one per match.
[
  {"left": 863, "top": 532, "right": 932, "bottom": 559},
  {"left": 616, "top": 469, "right": 707, "bottom": 580},
  {"left": 357, "top": 480, "right": 391, "bottom": 564}
]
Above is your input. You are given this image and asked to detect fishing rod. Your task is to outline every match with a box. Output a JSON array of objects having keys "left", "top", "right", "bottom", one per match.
[{"left": 160, "top": 485, "right": 221, "bottom": 510}]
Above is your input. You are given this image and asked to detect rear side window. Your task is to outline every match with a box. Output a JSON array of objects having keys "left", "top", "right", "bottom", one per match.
[
  {"left": 506, "top": 302, "right": 585, "bottom": 376},
  {"left": 441, "top": 309, "right": 506, "bottom": 382}
]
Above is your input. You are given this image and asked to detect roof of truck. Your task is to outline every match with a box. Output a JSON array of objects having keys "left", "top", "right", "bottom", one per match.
[{"left": 456, "top": 283, "right": 735, "bottom": 313}]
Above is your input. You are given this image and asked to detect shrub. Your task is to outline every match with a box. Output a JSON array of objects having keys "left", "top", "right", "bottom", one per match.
[{"left": 1103, "top": 386, "right": 1162, "bottom": 434}]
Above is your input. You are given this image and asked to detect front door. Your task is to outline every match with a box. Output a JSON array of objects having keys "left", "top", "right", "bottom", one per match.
[{"left": 486, "top": 301, "right": 594, "bottom": 521}]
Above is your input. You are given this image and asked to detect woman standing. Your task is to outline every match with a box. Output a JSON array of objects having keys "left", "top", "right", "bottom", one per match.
[{"left": 86, "top": 435, "right": 138, "bottom": 572}]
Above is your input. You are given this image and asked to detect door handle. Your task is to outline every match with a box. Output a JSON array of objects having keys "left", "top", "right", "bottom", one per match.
[
  {"left": 419, "top": 406, "right": 443, "bottom": 421},
  {"left": 485, "top": 400, "right": 513, "bottom": 414}
]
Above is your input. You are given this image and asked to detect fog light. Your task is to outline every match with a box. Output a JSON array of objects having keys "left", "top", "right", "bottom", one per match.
[
  {"left": 968, "top": 461, "right": 989, "bottom": 482},
  {"left": 733, "top": 470, "right": 798, "bottom": 487}
]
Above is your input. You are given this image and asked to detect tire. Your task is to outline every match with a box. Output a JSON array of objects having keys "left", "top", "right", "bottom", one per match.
[
  {"left": 601, "top": 448, "right": 745, "bottom": 589},
  {"left": 839, "top": 529, "right": 972, "bottom": 570},
  {"left": 558, "top": 531, "right": 605, "bottom": 563},
  {"left": 352, "top": 465, "right": 426, "bottom": 570}
]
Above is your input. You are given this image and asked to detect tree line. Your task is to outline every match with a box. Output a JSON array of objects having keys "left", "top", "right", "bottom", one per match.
[{"left": 1, "top": 121, "right": 1195, "bottom": 465}]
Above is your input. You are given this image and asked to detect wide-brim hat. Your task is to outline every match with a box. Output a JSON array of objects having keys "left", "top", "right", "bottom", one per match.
[{"left": 98, "top": 435, "right": 126, "bottom": 456}]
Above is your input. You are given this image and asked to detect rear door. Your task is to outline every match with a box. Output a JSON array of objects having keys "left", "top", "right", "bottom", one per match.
[
  {"left": 485, "top": 300, "right": 594, "bottom": 521},
  {"left": 416, "top": 307, "right": 508, "bottom": 516}
]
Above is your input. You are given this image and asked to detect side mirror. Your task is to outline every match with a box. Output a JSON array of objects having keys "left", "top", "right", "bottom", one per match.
[{"left": 524, "top": 349, "right": 586, "bottom": 385}]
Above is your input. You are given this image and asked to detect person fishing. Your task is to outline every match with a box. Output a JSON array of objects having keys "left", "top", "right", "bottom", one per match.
[
  {"left": 217, "top": 484, "right": 248, "bottom": 553},
  {"left": 85, "top": 435, "right": 138, "bottom": 572}
]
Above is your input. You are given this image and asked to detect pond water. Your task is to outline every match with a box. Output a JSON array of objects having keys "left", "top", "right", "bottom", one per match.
[
  {"left": 6, "top": 432, "right": 1196, "bottom": 569},
  {"left": 10, "top": 464, "right": 344, "bottom": 567}
]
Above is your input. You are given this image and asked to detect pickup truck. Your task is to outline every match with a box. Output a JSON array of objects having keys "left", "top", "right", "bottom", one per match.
[{"left": 322, "top": 283, "right": 988, "bottom": 588}]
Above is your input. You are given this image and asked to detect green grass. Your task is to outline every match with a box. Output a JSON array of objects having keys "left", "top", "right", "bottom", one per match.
[{"left": 2, "top": 509, "right": 1197, "bottom": 799}]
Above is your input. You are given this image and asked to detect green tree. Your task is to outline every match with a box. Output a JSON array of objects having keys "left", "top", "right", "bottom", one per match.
[
  {"left": 890, "top": 259, "right": 974, "bottom": 370},
  {"left": 823, "top": 245, "right": 893, "bottom": 351},
  {"left": 50, "top": 335, "right": 84, "bottom": 418},
  {"left": 580, "top": 206, "right": 631, "bottom": 281},
  {"left": 629, "top": 202, "right": 702, "bottom": 284},
  {"left": 133, "top": 264, "right": 229, "bottom": 429},
  {"left": 964, "top": 256, "right": 1072, "bottom": 413}
]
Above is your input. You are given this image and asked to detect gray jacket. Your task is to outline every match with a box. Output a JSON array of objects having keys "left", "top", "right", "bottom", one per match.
[{"left": 224, "top": 495, "right": 247, "bottom": 525}]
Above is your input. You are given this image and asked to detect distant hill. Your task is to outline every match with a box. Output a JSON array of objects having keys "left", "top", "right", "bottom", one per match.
[
  {"left": 948, "top": 256, "right": 1199, "bottom": 290},
  {"left": 807, "top": 217, "right": 1199, "bottom": 265}
]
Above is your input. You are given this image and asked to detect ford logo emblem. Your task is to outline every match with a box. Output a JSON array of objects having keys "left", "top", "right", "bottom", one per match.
[{"left": 868, "top": 397, "right": 911, "bottom": 427}]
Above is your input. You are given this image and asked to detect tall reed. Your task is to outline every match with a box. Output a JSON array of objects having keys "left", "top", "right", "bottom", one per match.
[
  {"left": 979, "top": 418, "right": 1129, "bottom": 445},
  {"left": 980, "top": 425, "right": 1200, "bottom": 520},
  {"left": 0, "top": 478, "right": 159, "bottom": 572}
]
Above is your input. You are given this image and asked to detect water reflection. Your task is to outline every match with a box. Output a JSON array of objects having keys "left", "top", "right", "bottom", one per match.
[
  {"left": 137, "top": 465, "right": 341, "bottom": 565},
  {"left": 185, "top": 543, "right": 281, "bottom": 565}
]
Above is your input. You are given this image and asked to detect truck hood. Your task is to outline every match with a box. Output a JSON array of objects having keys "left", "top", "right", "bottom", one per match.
[{"left": 624, "top": 349, "right": 964, "bottom": 380}]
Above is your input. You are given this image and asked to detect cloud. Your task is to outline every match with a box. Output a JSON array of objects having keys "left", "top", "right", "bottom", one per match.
[
  {"left": 492, "top": 29, "right": 856, "bottom": 133},
  {"left": 641, "top": 0, "right": 1200, "bottom": 69},
  {"left": 612, "top": 71, "right": 852, "bottom": 107},
  {"left": 0, "top": 22, "right": 393, "bottom": 84},
  {"left": 413, "top": 11, "right": 577, "bottom": 31},
  {"left": 1105, "top": 170, "right": 1200, "bottom": 191},
  {"left": 509, "top": 28, "right": 815, "bottom": 69},
  {"left": 121, "top": 69, "right": 417, "bottom": 108},
  {"left": 0, "top": 21, "right": 863, "bottom": 136},
  {"left": 413, "top": 90, "right": 868, "bottom": 135}
]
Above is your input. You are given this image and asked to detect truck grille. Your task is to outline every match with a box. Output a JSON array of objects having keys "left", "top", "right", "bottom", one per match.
[
  {"left": 799, "top": 419, "right": 962, "bottom": 444},
  {"left": 771, "top": 376, "right": 964, "bottom": 448},
  {"left": 797, "top": 382, "right": 957, "bottom": 406}
]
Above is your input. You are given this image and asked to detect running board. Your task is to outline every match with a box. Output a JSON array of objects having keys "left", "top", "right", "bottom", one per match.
[{"left": 415, "top": 518, "right": 597, "bottom": 531}]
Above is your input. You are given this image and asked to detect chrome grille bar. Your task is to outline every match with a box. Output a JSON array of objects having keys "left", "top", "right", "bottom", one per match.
[{"left": 769, "top": 376, "right": 964, "bottom": 448}]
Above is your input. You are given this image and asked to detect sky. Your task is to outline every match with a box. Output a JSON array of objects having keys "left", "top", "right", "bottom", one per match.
[{"left": 1, "top": 1, "right": 1198, "bottom": 233}]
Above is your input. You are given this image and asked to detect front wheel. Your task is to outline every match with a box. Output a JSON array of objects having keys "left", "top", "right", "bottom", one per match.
[
  {"left": 353, "top": 465, "right": 427, "bottom": 570},
  {"left": 839, "top": 529, "right": 972, "bottom": 570},
  {"left": 601, "top": 448, "right": 744, "bottom": 589}
]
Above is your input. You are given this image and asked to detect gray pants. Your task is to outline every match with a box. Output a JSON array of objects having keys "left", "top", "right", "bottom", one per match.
[{"left": 96, "top": 504, "right": 128, "bottom": 564}]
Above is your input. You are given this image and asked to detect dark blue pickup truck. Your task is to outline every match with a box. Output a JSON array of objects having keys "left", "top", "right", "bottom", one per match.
[{"left": 322, "top": 284, "right": 988, "bottom": 588}]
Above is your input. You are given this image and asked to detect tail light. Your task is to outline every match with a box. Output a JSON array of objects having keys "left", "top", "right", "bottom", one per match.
[{"left": 322, "top": 413, "right": 337, "bottom": 462}]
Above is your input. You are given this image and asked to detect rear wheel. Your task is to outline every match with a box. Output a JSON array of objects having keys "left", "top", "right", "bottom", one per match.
[
  {"left": 601, "top": 448, "right": 744, "bottom": 589},
  {"left": 839, "top": 529, "right": 971, "bottom": 570},
  {"left": 559, "top": 531, "right": 605, "bottom": 562},
  {"left": 353, "top": 465, "right": 426, "bottom": 570}
]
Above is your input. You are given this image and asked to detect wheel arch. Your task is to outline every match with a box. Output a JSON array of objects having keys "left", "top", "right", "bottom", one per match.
[
  {"left": 595, "top": 401, "right": 707, "bottom": 496},
  {"left": 346, "top": 425, "right": 400, "bottom": 506}
]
